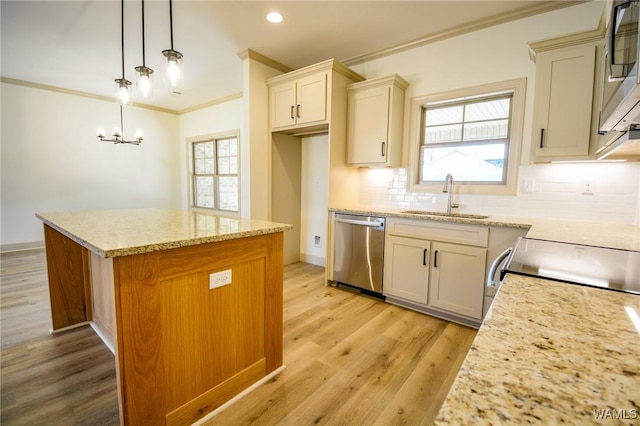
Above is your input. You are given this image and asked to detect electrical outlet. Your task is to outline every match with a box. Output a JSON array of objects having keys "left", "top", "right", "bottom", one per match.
[
  {"left": 209, "top": 269, "right": 232, "bottom": 289},
  {"left": 522, "top": 179, "right": 535, "bottom": 193},
  {"left": 582, "top": 180, "right": 594, "bottom": 195},
  {"left": 314, "top": 235, "right": 321, "bottom": 247}
]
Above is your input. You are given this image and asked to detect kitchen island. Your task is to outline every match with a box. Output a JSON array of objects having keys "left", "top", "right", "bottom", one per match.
[{"left": 36, "top": 208, "right": 292, "bottom": 425}]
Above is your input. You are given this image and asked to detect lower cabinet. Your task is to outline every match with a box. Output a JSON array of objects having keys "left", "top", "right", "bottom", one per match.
[
  {"left": 383, "top": 218, "right": 488, "bottom": 327},
  {"left": 384, "top": 235, "right": 430, "bottom": 304},
  {"left": 428, "top": 241, "right": 486, "bottom": 320}
]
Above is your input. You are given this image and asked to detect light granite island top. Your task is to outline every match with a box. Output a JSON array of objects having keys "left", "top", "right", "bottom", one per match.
[{"left": 36, "top": 208, "right": 292, "bottom": 257}]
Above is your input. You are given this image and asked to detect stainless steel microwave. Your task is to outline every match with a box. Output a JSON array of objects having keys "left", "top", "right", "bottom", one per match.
[{"left": 599, "top": 0, "right": 640, "bottom": 133}]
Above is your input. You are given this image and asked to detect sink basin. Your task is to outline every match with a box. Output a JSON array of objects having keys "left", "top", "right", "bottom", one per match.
[{"left": 401, "top": 210, "right": 490, "bottom": 220}]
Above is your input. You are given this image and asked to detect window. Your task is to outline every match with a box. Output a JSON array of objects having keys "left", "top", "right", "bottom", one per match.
[
  {"left": 410, "top": 78, "right": 525, "bottom": 195},
  {"left": 192, "top": 134, "right": 239, "bottom": 212},
  {"left": 421, "top": 94, "right": 511, "bottom": 184}
]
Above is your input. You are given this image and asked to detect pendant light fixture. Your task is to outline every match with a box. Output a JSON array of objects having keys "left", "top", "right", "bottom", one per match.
[
  {"left": 97, "top": 0, "right": 143, "bottom": 145},
  {"left": 134, "top": 0, "right": 153, "bottom": 98},
  {"left": 115, "top": 0, "right": 132, "bottom": 105},
  {"left": 162, "top": 0, "right": 183, "bottom": 87}
]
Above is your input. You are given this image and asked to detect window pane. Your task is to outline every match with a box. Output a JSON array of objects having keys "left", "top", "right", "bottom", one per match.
[
  {"left": 463, "top": 119, "right": 508, "bottom": 141},
  {"left": 425, "top": 124, "right": 463, "bottom": 143},
  {"left": 218, "top": 176, "right": 238, "bottom": 211},
  {"left": 194, "top": 176, "right": 215, "bottom": 208},
  {"left": 425, "top": 105, "right": 463, "bottom": 126},
  {"left": 218, "top": 139, "right": 230, "bottom": 157},
  {"left": 421, "top": 143, "right": 506, "bottom": 183},
  {"left": 218, "top": 157, "right": 230, "bottom": 175},
  {"left": 216, "top": 138, "right": 238, "bottom": 176},
  {"left": 229, "top": 138, "right": 238, "bottom": 156},
  {"left": 464, "top": 98, "right": 510, "bottom": 121},
  {"left": 229, "top": 157, "right": 238, "bottom": 174}
]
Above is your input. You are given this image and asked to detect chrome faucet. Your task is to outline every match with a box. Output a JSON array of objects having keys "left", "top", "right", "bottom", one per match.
[{"left": 442, "top": 173, "right": 459, "bottom": 214}]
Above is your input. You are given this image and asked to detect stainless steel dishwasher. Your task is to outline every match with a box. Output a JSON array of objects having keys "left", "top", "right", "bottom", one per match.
[{"left": 333, "top": 213, "right": 385, "bottom": 294}]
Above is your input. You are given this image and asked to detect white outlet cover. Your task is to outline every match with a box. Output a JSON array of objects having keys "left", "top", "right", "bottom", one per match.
[{"left": 209, "top": 269, "right": 232, "bottom": 289}]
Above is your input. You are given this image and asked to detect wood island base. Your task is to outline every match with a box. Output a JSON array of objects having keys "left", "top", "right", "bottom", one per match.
[{"left": 43, "top": 224, "right": 284, "bottom": 425}]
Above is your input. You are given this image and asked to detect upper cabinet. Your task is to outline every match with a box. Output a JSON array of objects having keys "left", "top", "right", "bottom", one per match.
[
  {"left": 270, "top": 73, "right": 328, "bottom": 130},
  {"left": 529, "top": 29, "right": 603, "bottom": 162},
  {"left": 267, "top": 59, "right": 364, "bottom": 134},
  {"left": 346, "top": 75, "right": 409, "bottom": 167}
]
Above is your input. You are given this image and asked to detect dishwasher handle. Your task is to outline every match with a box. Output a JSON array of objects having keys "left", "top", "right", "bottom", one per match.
[
  {"left": 486, "top": 248, "right": 512, "bottom": 296},
  {"left": 335, "top": 217, "right": 384, "bottom": 227}
]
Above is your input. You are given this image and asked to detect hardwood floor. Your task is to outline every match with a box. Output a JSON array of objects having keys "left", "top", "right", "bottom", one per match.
[{"left": 1, "top": 250, "right": 477, "bottom": 425}]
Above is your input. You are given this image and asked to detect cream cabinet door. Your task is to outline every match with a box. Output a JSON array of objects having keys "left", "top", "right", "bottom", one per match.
[
  {"left": 532, "top": 43, "right": 596, "bottom": 159},
  {"left": 347, "top": 85, "right": 390, "bottom": 165},
  {"left": 296, "top": 73, "right": 327, "bottom": 125},
  {"left": 383, "top": 235, "right": 429, "bottom": 305},
  {"left": 270, "top": 81, "right": 297, "bottom": 129},
  {"left": 428, "top": 242, "right": 487, "bottom": 320}
]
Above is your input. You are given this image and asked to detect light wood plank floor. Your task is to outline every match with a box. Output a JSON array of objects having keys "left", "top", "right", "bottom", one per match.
[{"left": 1, "top": 250, "right": 477, "bottom": 425}]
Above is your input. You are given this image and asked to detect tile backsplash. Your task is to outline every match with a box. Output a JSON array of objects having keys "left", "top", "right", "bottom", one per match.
[{"left": 358, "top": 162, "right": 640, "bottom": 224}]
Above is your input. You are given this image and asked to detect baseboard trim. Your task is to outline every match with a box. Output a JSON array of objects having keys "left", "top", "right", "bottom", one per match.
[
  {"left": 191, "top": 365, "right": 287, "bottom": 425},
  {"left": 299, "top": 253, "right": 325, "bottom": 267},
  {"left": 1, "top": 241, "right": 45, "bottom": 253}
]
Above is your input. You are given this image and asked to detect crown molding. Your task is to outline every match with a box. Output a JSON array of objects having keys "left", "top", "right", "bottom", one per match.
[
  {"left": 237, "top": 49, "right": 293, "bottom": 74},
  {"left": 342, "top": 1, "right": 588, "bottom": 67},
  {"left": 1, "top": 76, "right": 178, "bottom": 114},
  {"left": 177, "top": 92, "right": 243, "bottom": 115}
]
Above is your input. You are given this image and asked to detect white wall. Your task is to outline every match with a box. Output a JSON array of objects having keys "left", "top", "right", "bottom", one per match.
[
  {"left": 0, "top": 82, "right": 181, "bottom": 248},
  {"left": 350, "top": 1, "right": 640, "bottom": 225},
  {"left": 300, "top": 134, "right": 328, "bottom": 266}
]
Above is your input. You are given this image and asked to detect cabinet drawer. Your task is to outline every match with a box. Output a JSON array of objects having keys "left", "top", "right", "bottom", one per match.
[{"left": 386, "top": 218, "right": 488, "bottom": 247}]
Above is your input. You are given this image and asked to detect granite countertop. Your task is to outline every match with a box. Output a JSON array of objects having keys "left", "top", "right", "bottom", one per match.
[
  {"left": 435, "top": 274, "right": 640, "bottom": 425},
  {"left": 36, "top": 208, "right": 293, "bottom": 258},
  {"left": 329, "top": 207, "right": 640, "bottom": 251}
]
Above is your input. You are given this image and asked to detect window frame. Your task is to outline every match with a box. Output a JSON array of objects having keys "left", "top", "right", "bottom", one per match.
[
  {"left": 407, "top": 78, "right": 526, "bottom": 195},
  {"left": 188, "top": 131, "right": 240, "bottom": 215}
]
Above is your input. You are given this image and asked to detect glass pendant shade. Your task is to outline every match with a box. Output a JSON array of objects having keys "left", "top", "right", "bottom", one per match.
[
  {"left": 135, "top": 65, "right": 154, "bottom": 98},
  {"left": 115, "top": 78, "right": 132, "bottom": 105},
  {"left": 162, "top": 49, "right": 183, "bottom": 87}
]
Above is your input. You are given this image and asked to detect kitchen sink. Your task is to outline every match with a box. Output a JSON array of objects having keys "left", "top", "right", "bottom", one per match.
[{"left": 401, "top": 210, "right": 490, "bottom": 220}]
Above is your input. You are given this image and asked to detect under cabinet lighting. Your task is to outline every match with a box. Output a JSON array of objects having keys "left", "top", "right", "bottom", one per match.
[{"left": 625, "top": 306, "right": 640, "bottom": 335}]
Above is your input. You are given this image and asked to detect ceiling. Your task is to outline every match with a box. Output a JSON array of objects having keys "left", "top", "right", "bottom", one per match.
[{"left": 1, "top": 0, "right": 582, "bottom": 113}]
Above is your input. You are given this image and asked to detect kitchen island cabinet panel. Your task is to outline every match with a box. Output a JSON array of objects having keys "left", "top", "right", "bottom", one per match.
[
  {"left": 112, "top": 234, "right": 282, "bottom": 425},
  {"left": 43, "top": 225, "right": 91, "bottom": 329}
]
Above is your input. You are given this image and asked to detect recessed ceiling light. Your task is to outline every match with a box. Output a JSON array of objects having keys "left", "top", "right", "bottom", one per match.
[{"left": 266, "top": 12, "right": 284, "bottom": 24}]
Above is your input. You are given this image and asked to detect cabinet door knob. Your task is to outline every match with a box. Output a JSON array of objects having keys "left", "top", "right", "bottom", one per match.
[
  {"left": 423, "top": 249, "right": 428, "bottom": 266},
  {"left": 381, "top": 141, "right": 386, "bottom": 157}
]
